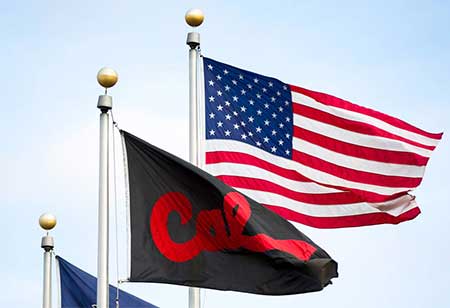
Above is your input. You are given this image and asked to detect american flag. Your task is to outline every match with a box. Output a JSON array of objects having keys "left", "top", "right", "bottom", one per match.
[{"left": 201, "top": 57, "right": 443, "bottom": 228}]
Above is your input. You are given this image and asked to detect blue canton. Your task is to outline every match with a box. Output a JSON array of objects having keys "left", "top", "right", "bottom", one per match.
[{"left": 203, "top": 57, "right": 293, "bottom": 158}]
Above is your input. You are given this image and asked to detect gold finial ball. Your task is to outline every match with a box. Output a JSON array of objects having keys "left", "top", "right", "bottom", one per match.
[
  {"left": 39, "top": 213, "right": 57, "bottom": 230},
  {"left": 185, "top": 8, "right": 204, "bottom": 27},
  {"left": 97, "top": 67, "right": 118, "bottom": 88}
]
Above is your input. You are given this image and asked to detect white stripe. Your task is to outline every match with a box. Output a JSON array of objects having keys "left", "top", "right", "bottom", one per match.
[
  {"left": 293, "top": 138, "right": 425, "bottom": 178},
  {"left": 292, "top": 91, "right": 440, "bottom": 147},
  {"left": 205, "top": 139, "right": 414, "bottom": 195},
  {"left": 205, "top": 163, "right": 343, "bottom": 194},
  {"left": 294, "top": 114, "right": 433, "bottom": 157},
  {"left": 236, "top": 188, "right": 416, "bottom": 217}
]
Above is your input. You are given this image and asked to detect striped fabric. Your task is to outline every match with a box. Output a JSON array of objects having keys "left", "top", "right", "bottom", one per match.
[{"left": 201, "top": 57, "right": 442, "bottom": 228}]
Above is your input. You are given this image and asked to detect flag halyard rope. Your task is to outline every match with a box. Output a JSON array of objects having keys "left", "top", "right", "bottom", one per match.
[{"left": 111, "top": 111, "right": 121, "bottom": 307}]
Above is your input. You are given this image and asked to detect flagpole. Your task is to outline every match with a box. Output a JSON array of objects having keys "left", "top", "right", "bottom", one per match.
[
  {"left": 96, "top": 67, "right": 118, "bottom": 308},
  {"left": 39, "top": 213, "right": 57, "bottom": 308},
  {"left": 185, "top": 8, "right": 204, "bottom": 308}
]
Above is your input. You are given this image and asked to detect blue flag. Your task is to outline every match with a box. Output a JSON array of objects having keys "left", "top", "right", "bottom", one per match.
[{"left": 56, "top": 256, "right": 158, "bottom": 308}]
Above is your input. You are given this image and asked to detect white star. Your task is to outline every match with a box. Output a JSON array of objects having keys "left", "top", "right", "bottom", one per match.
[
  {"left": 232, "top": 80, "right": 237, "bottom": 85},
  {"left": 256, "top": 126, "right": 262, "bottom": 133},
  {"left": 225, "top": 101, "right": 231, "bottom": 106},
  {"left": 247, "top": 84, "right": 253, "bottom": 89},
  {"left": 209, "top": 113, "right": 215, "bottom": 119},
  {"left": 225, "top": 130, "right": 231, "bottom": 136},
  {"left": 207, "top": 64, "right": 213, "bottom": 70},
  {"left": 276, "top": 91, "right": 281, "bottom": 96},
  {"left": 217, "top": 90, "right": 222, "bottom": 96},
  {"left": 285, "top": 149, "right": 290, "bottom": 155},
  {"left": 248, "top": 132, "right": 254, "bottom": 137},
  {"left": 262, "top": 88, "right": 267, "bottom": 92},
  {"left": 209, "top": 129, "right": 215, "bottom": 136},
  {"left": 283, "top": 85, "right": 288, "bottom": 90},
  {"left": 241, "top": 89, "right": 246, "bottom": 95},
  {"left": 272, "top": 113, "right": 277, "bottom": 118},
  {"left": 217, "top": 121, "right": 223, "bottom": 127},
  {"left": 248, "top": 116, "right": 254, "bottom": 122},
  {"left": 279, "top": 123, "right": 284, "bottom": 128},
  {"left": 233, "top": 123, "right": 240, "bottom": 130},
  {"left": 285, "top": 101, "right": 289, "bottom": 106},
  {"left": 257, "top": 110, "right": 262, "bottom": 115},
  {"left": 233, "top": 111, "right": 238, "bottom": 116},
  {"left": 285, "top": 116, "right": 291, "bottom": 122},
  {"left": 285, "top": 133, "right": 290, "bottom": 138},
  {"left": 240, "top": 121, "right": 246, "bottom": 127},
  {"left": 271, "top": 146, "right": 277, "bottom": 153},
  {"left": 263, "top": 137, "right": 269, "bottom": 143},
  {"left": 225, "top": 114, "right": 232, "bottom": 120},
  {"left": 264, "top": 119, "right": 270, "bottom": 126},
  {"left": 271, "top": 130, "right": 277, "bottom": 136},
  {"left": 241, "top": 133, "right": 247, "bottom": 140},
  {"left": 278, "top": 139, "right": 284, "bottom": 145},
  {"left": 278, "top": 106, "right": 284, "bottom": 112},
  {"left": 209, "top": 96, "right": 215, "bottom": 102},
  {"left": 249, "top": 99, "right": 254, "bottom": 105},
  {"left": 254, "top": 78, "right": 259, "bottom": 83},
  {"left": 271, "top": 97, "right": 276, "bottom": 102},
  {"left": 208, "top": 80, "right": 215, "bottom": 86},
  {"left": 223, "top": 69, "right": 229, "bottom": 75},
  {"left": 232, "top": 96, "right": 239, "bottom": 102},
  {"left": 264, "top": 103, "right": 269, "bottom": 109},
  {"left": 256, "top": 141, "right": 262, "bottom": 147},
  {"left": 239, "top": 74, "right": 244, "bottom": 80},
  {"left": 240, "top": 106, "right": 247, "bottom": 112},
  {"left": 217, "top": 105, "right": 223, "bottom": 111},
  {"left": 256, "top": 94, "right": 262, "bottom": 99},
  {"left": 216, "top": 75, "right": 222, "bottom": 80},
  {"left": 225, "top": 85, "right": 231, "bottom": 91},
  {"left": 268, "top": 82, "right": 273, "bottom": 87}
]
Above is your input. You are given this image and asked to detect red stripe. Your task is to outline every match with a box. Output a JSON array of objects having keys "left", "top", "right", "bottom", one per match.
[
  {"left": 206, "top": 151, "right": 311, "bottom": 182},
  {"left": 293, "top": 103, "right": 436, "bottom": 151},
  {"left": 265, "top": 204, "right": 421, "bottom": 228},
  {"left": 216, "top": 175, "right": 364, "bottom": 205},
  {"left": 292, "top": 150, "right": 422, "bottom": 188},
  {"left": 206, "top": 151, "right": 407, "bottom": 202},
  {"left": 290, "top": 85, "right": 443, "bottom": 140},
  {"left": 293, "top": 126, "right": 429, "bottom": 166}
]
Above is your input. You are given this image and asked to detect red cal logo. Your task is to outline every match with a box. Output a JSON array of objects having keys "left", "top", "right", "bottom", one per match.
[{"left": 150, "top": 191, "right": 317, "bottom": 262}]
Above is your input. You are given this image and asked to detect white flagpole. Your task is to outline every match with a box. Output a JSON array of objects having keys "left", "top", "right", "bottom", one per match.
[
  {"left": 39, "top": 213, "right": 57, "bottom": 308},
  {"left": 96, "top": 68, "right": 118, "bottom": 308},
  {"left": 185, "top": 8, "right": 205, "bottom": 308}
]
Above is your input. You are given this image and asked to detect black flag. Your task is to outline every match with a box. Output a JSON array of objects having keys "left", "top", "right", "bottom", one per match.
[{"left": 122, "top": 131, "right": 338, "bottom": 295}]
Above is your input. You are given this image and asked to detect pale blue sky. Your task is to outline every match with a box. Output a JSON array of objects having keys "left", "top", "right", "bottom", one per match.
[{"left": 1, "top": 1, "right": 449, "bottom": 307}]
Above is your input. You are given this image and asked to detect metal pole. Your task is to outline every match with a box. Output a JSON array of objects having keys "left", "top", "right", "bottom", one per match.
[
  {"left": 97, "top": 94, "right": 112, "bottom": 308},
  {"left": 187, "top": 32, "right": 200, "bottom": 167},
  {"left": 187, "top": 31, "right": 201, "bottom": 308},
  {"left": 41, "top": 234, "right": 54, "bottom": 308}
]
